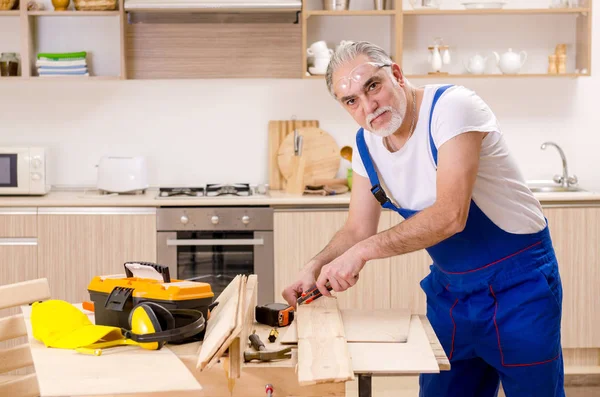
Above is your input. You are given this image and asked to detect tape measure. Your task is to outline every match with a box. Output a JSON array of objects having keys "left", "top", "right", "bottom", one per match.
[{"left": 255, "top": 303, "right": 294, "bottom": 327}]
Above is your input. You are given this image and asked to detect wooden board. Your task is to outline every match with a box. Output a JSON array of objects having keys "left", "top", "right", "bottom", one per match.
[
  {"left": 348, "top": 316, "right": 440, "bottom": 374},
  {"left": 296, "top": 297, "right": 354, "bottom": 386},
  {"left": 20, "top": 304, "right": 202, "bottom": 397},
  {"left": 269, "top": 119, "right": 319, "bottom": 190},
  {"left": 197, "top": 275, "right": 243, "bottom": 370},
  {"left": 280, "top": 308, "right": 412, "bottom": 344},
  {"left": 277, "top": 127, "right": 341, "bottom": 187}
]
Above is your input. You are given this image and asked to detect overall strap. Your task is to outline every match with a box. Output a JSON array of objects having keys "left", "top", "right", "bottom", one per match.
[
  {"left": 428, "top": 84, "right": 454, "bottom": 167},
  {"left": 355, "top": 128, "right": 400, "bottom": 211}
]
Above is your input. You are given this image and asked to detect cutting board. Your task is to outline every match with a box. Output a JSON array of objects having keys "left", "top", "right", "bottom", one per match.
[
  {"left": 269, "top": 119, "right": 319, "bottom": 190},
  {"left": 277, "top": 127, "right": 340, "bottom": 187}
]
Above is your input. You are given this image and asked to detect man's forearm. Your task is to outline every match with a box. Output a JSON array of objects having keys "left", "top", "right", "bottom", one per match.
[
  {"left": 356, "top": 205, "right": 462, "bottom": 262},
  {"left": 305, "top": 227, "right": 368, "bottom": 273}
]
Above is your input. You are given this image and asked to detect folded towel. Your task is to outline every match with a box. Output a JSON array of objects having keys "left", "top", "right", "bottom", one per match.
[
  {"left": 36, "top": 59, "right": 87, "bottom": 68},
  {"left": 38, "top": 73, "right": 90, "bottom": 77},
  {"left": 37, "top": 51, "right": 87, "bottom": 60},
  {"left": 38, "top": 69, "right": 89, "bottom": 76},
  {"left": 38, "top": 67, "right": 88, "bottom": 74}
]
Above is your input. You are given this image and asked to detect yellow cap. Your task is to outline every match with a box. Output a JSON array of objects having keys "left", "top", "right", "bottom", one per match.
[{"left": 31, "top": 300, "right": 125, "bottom": 349}]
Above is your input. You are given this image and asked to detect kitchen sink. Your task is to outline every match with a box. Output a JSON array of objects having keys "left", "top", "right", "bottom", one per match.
[{"left": 528, "top": 184, "right": 587, "bottom": 193}]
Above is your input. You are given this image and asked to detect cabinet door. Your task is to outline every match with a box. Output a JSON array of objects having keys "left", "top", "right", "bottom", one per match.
[
  {"left": 37, "top": 208, "right": 157, "bottom": 303},
  {"left": 274, "top": 209, "right": 391, "bottom": 310},
  {"left": 389, "top": 211, "right": 433, "bottom": 315},
  {"left": 544, "top": 206, "right": 600, "bottom": 348}
]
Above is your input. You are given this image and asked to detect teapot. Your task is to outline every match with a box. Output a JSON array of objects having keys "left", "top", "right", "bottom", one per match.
[
  {"left": 464, "top": 54, "right": 488, "bottom": 75},
  {"left": 493, "top": 48, "right": 527, "bottom": 74}
]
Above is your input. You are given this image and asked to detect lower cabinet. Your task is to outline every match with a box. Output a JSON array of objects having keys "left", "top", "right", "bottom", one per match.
[
  {"left": 37, "top": 207, "right": 157, "bottom": 303},
  {"left": 544, "top": 206, "right": 600, "bottom": 349},
  {"left": 273, "top": 208, "right": 392, "bottom": 310}
]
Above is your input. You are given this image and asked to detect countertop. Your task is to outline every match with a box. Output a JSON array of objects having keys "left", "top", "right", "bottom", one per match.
[{"left": 1, "top": 188, "right": 600, "bottom": 208}]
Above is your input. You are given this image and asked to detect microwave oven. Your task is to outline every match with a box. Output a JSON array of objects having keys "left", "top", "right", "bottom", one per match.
[{"left": 0, "top": 147, "right": 50, "bottom": 195}]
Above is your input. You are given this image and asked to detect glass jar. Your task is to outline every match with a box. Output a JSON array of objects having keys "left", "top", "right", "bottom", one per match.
[{"left": 0, "top": 52, "right": 20, "bottom": 77}]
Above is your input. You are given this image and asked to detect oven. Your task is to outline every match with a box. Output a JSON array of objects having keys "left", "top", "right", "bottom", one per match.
[{"left": 156, "top": 207, "right": 274, "bottom": 305}]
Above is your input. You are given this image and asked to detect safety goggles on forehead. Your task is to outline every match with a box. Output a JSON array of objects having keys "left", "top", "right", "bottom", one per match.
[{"left": 333, "top": 62, "right": 392, "bottom": 98}]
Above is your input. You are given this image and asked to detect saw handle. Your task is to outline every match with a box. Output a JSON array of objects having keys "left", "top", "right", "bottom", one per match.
[{"left": 249, "top": 333, "right": 265, "bottom": 351}]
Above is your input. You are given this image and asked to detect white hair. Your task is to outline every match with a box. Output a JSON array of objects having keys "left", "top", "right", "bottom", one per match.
[{"left": 325, "top": 41, "right": 409, "bottom": 96}]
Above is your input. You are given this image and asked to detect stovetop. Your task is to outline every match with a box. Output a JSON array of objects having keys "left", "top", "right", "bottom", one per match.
[{"left": 158, "top": 183, "right": 265, "bottom": 198}]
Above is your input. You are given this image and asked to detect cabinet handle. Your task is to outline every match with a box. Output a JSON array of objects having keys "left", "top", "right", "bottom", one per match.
[
  {"left": 166, "top": 238, "right": 264, "bottom": 246},
  {"left": 0, "top": 238, "right": 37, "bottom": 246}
]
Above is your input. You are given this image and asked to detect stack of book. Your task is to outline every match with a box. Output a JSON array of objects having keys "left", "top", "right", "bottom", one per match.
[{"left": 36, "top": 51, "right": 89, "bottom": 77}]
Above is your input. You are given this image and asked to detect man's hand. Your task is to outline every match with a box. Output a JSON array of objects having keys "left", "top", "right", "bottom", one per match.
[
  {"left": 281, "top": 267, "right": 318, "bottom": 308},
  {"left": 315, "top": 246, "right": 364, "bottom": 297}
]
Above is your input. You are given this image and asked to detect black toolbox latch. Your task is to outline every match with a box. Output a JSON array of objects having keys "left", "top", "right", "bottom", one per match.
[{"left": 104, "top": 286, "right": 134, "bottom": 312}]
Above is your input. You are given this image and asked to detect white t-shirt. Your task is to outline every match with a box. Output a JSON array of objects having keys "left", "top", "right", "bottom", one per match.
[{"left": 352, "top": 84, "right": 546, "bottom": 234}]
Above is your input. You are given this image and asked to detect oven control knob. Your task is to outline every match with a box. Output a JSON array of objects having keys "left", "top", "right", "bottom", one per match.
[
  {"left": 31, "top": 173, "right": 41, "bottom": 181},
  {"left": 242, "top": 215, "right": 250, "bottom": 225},
  {"left": 211, "top": 215, "right": 220, "bottom": 225},
  {"left": 180, "top": 215, "right": 189, "bottom": 225}
]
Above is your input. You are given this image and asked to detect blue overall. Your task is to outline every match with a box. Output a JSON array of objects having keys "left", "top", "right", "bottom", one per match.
[{"left": 355, "top": 85, "right": 565, "bottom": 397}]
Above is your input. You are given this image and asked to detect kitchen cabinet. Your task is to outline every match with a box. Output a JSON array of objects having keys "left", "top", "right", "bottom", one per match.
[
  {"left": 36, "top": 207, "right": 157, "bottom": 303},
  {"left": 544, "top": 206, "right": 600, "bottom": 349},
  {"left": 273, "top": 208, "right": 392, "bottom": 310},
  {"left": 0, "top": 208, "right": 38, "bottom": 369}
]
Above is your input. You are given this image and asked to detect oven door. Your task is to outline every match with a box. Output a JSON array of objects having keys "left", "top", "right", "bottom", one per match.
[{"left": 157, "top": 230, "right": 273, "bottom": 305}]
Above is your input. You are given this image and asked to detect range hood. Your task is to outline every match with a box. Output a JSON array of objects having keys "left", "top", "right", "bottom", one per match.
[{"left": 124, "top": 0, "right": 302, "bottom": 13}]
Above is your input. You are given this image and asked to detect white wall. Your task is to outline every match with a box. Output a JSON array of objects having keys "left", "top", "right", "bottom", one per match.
[{"left": 1, "top": 0, "right": 599, "bottom": 191}]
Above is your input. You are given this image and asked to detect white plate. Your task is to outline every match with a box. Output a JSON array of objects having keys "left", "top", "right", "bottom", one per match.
[{"left": 461, "top": 1, "right": 506, "bottom": 9}]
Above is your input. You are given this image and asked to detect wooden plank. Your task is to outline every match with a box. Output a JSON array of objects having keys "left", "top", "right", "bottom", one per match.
[
  {"left": 21, "top": 304, "right": 201, "bottom": 396},
  {"left": 234, "top": 274, "right": 258, "bottom": 378},
  {"left": 348, "top": 316, "right": 439, "bottom": 374},
  {"left": 197, "top": 275, "right": 243, "bottom": 370},
  {"left": 296, "top": 297, "right": 354, "bottom": 386},
  {"left": 281, "top": 308, "right": 412, "bottom": 344},
  {"left": 419, "top": 315, "right": 450, "bottom": 371},
  {"left": 0, "top": 314, "right": 27, "bottom": 342},
  {"left": 0, "top": 344, "right": 33, "bottom": 373},
  {"left": 0, "top": 279, "right": 50, "bottom": 311},
  {"left": 0, "top": 373, "right": 39, "bottom": 397}
]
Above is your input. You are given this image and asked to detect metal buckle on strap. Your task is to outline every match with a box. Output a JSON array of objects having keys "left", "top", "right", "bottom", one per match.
[{"left": 370, "top": 184, "right": 390, "bottom": 205}]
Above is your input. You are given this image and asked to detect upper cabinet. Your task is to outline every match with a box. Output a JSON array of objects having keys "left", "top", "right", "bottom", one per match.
[{"left": 0, "top": 0, "right": 593, "bottom": 79}]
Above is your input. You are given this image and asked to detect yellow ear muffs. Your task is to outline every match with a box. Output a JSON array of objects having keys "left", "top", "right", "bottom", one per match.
[
  {"left": 128, "top": 302, "right": 174, "bottom": 350},
  {"left": 125, "top": 302, "right": 205, "bottom": 351}
]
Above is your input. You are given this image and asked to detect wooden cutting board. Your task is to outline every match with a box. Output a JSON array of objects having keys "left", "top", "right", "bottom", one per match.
[
  {"left": 268, "top": 119, "right": 319, "bottom": 190},
  {"left": 277, "top": 127, "right": 340, "bottom": 187}
]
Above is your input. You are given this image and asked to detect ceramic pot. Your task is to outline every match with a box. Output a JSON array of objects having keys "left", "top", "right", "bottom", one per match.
[{"left": 52, "top": 0, "right": 70, "bottom": 11}]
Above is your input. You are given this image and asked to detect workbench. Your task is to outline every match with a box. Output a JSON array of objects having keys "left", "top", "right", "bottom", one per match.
[{"left": 21, "top": 274, "right": 450, "bottom": 397}]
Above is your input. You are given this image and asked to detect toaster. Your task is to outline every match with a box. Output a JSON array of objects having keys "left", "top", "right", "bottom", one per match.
[{"left": 96, "top": 156, "right": 149, "bottom": 194}]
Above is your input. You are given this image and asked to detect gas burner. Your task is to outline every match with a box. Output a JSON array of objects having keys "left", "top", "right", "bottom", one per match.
[
  {"left": 158, "top": 187, "right": 204, "bottom": 198},
  {"left": 205, "top": 183, "right": 252, "bottom": 197}
]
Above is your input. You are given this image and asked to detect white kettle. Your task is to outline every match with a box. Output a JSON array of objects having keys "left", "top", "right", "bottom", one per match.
[
  {"left": 464, "top": 54, "right": 488, "bottom": 75},
  {"left": 493, "top": 48, "right": 527, "bottom": 74}
]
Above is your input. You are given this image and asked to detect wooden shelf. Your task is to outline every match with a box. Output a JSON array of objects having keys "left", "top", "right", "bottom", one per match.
[
  {"left": 28, "top": 11, "right": 119, "bottom": 16},
  {"left": 30, "top": 75, "right": 121, "bottom": 80},
  {"left": 0, "top": 10, "right": 20, "bottom": 16},
  {"left": 304, "top": 73, "right": 587, "bottom": 79},
  {"left": 304, "top": 10, "right": 396, "bottom": 18},
  {"left": 403, "top": 7, "right": 590, "bottom": 15},
  {"left": 407, "top": 73, "right": 587, "bottom": 78}
]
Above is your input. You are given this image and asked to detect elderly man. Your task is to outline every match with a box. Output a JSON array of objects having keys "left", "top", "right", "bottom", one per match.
[{"left": 282, "top": 41, "right": 564, "bottom": 397}]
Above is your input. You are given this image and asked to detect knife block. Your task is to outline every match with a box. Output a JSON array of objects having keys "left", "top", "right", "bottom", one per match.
[{"left": 285, "top": 155, "right": 306, "bottom": 195}]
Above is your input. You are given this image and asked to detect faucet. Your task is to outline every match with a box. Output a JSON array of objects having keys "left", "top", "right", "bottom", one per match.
[{"left": 540, "top": 141, "right": 578, "bottom": 188}]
